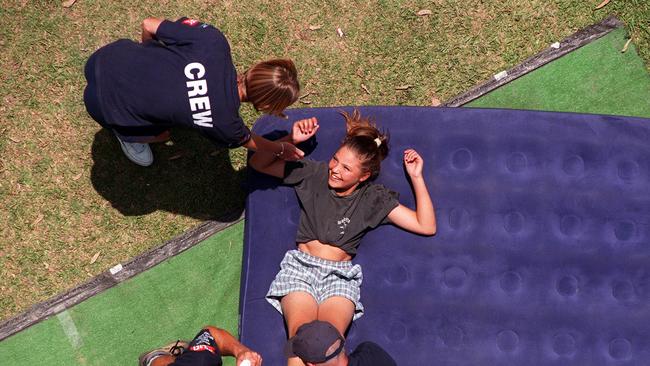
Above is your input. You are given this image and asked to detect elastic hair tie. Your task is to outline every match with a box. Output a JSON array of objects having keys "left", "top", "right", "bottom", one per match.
[{"left": 374, "top": 137, "right": 382, "bottom": 147}]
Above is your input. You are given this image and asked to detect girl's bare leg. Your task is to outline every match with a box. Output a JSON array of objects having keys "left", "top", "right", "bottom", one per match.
[
  {"left": 281, "top": 291, "right": 318, "bottom": 366},
  {"left": 317, "top": 296, "right": 355, "bottom": 336}
]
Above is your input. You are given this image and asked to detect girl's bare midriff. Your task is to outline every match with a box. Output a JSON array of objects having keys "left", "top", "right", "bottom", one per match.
[{"left": 298, "top": 240, "right": 352, "bottom": 262}]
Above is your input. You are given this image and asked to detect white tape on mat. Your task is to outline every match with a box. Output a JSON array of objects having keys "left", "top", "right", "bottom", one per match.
[
  {"left": 551, "top": 42, "right": 561, "bottom": 49},
  {"left": 57, "top": 310, "right": 83, "bottom": 349},
  {"left": 494, "top": 70, "right": 508, "bottom": 81}
]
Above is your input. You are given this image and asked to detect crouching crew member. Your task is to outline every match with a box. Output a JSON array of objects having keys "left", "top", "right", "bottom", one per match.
[{"left": 84, "top": 17, "right": 303, "bottom": 166}]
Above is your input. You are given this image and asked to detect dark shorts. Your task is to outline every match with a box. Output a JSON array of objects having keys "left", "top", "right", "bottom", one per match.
[
  {"left": 170, "top": 329, "right": 222, "bottom": 366},
  {"left": 83, "top": 52, "right": 169, "bottom": 142}
]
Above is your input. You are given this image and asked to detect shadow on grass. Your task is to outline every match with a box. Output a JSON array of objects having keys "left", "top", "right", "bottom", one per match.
[{"left": 90, "top": 128, "right": 246, "bottom": 221}]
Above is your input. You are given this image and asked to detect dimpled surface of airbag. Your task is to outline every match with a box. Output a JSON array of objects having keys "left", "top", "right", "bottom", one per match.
[{"left": 240, "top": 107, "right": 650, "bottom": 365}]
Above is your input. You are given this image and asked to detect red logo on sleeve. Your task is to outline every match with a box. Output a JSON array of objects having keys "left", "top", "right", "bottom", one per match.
[
  {"left": 182, "top": 18, "right": 200, "bottom": 27},
  {"left": 190, "top": 345, "right": 216, "bottom": 354}
]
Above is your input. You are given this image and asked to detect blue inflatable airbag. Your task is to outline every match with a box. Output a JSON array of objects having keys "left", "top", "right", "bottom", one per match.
[{"left": 240, "top": 107, "right": 650, "bottom": 365}]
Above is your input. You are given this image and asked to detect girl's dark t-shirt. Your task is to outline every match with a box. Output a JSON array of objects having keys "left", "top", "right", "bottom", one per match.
[
  {"left": 284, "top": 159, "right": 399, "bottom": 255},
  {"left": 92, "top": 18, "right": 250, "bottom": 148}
]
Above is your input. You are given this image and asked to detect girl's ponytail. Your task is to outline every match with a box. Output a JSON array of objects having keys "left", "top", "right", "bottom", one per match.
[{"left": 340, "top": 109, "right": 389, "bottom": 180}]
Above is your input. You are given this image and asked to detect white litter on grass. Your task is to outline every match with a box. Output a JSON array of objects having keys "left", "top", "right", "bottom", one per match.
[
  {"left": 621, "top": 38, "right": 632, "bottom": 53},
  {"left": 551, "top": 42, "right": 561, "bottom": 49},
  {"left": 57, "top": 309, "right": 83, "bottom": 349},
  {"left": 494, "top": 70, "right": 508, "bottom": 81},
  {"left": 109, "top": 263, "right": 123, "bottom": 275}
]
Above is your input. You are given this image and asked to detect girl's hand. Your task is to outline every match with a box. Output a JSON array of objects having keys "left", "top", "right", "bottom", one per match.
[
  {"left": 404, "top": 149, "right": 424, "bottom": 178},
  {"left": 291, "top": 117, "right": 319, "bottom": 144},
  {"left": 279, "top": 142, "right": 305, "bottom": 161},
  {"left": 236, "top": 351, "right": 263, "bottom": 366}
]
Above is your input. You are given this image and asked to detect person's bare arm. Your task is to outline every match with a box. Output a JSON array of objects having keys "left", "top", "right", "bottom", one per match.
[
  {"left": 248, "top": 117, "right": 319, "bottom": 177},
  {"left": 387, "top": 149, "right": 437, "bottom": 235},
  {"left": 141, "top": 17, "right": 164, "bottom": 42},
  {"left": 248, "top": 135, "right": 292, "bottom": 178},
  {"left": 243, "top": 133, "right": 304, "bottom": 161},
  {"left": 205, "top": 326, "right": 263, "bottom": 366}
]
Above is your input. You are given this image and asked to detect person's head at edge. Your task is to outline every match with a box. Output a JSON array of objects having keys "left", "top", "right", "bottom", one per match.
[
  {"left": 285, "top": 320, "right": 349, "bottom": 366},
  {"left": 238, "top": 59, "right": 300, "bottom": 117}
]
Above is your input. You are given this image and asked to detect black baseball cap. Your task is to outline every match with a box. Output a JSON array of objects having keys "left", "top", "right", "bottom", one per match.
[{"left": 284, "top": 321, "right": 345, "bottom": 363}]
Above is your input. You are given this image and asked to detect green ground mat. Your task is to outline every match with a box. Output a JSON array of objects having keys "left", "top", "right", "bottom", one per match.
[
  {"left": 0, "top": 222, "right": 244, "bottom": 366},
  {"left": 2, "top": 24, "right": 649, "bottom": 366},
  {"left": 467, "top": 28, "right": 650, "bottom": 118}
]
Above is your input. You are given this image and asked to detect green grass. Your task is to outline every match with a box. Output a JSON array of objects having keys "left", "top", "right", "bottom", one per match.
[
  {"left": 0, "top": 0, "right": 649, "bottom": 322},
  {"left": 468, "top": 28, "right": 650, "bottom": 117},
  {"left": 0, "top": 222, "right": 244, "bottom": 366}
]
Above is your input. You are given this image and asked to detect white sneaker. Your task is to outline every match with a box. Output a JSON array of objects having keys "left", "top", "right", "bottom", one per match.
[{"left": 114, "top": 132, "right": 153, "bottom": 166}]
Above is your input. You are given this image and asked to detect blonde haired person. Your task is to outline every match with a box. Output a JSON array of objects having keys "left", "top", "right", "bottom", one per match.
[
  {"left": 84, "top": 17, "right": 302, "bottom": 166},
  {"left": 249, "top": 110, "right": 436, "bottom": 366}
]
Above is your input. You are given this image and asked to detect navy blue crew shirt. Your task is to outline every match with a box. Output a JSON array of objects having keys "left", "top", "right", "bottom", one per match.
[{"left": 91, "top": 18, "right": 251, "bottom": 148}]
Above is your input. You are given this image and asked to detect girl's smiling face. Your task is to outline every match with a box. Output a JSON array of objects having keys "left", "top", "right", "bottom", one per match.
[{"left": 328, "top": 145, "right": 370, "bottom": 195}]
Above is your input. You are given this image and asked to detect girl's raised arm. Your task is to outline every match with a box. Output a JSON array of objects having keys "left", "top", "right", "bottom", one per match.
[
  {"left": 387, "top": 149, "right": 437, "bottom": 235},
  {"left": 248, "top": 117, "right": 319, "bottom": 178}
]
